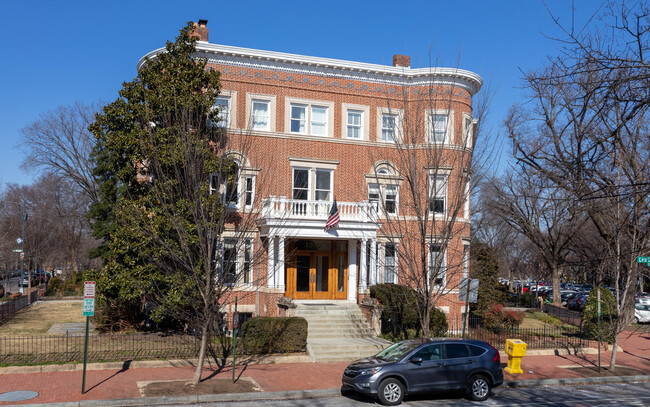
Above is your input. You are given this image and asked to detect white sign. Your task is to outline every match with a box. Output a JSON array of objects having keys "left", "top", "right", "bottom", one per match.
[{"left": 84, "top": 281, "right": 96, "bottom": 299}]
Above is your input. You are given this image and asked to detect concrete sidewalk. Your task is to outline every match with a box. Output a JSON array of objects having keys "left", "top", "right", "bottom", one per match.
[{"left": 0, "top": 330, "right": 648, "bottom": 406}]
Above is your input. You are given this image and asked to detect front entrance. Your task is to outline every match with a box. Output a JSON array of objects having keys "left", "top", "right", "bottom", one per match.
[{"left": 286, "top": 240, "right": 347, "bottom": 300}]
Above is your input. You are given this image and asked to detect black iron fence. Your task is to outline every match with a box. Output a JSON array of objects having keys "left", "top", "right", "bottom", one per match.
[
  {"left": 0, "top": 290, "right": 43, "bottom": 322},
  {"left": 0, "top": 331, "right": 201, "bottom": 366},
  {"left": 446, "top": 316, "right": 591, "bottom": 350},
  {"left": 545, "top": 304, "right": 583, "bottom": 326}
]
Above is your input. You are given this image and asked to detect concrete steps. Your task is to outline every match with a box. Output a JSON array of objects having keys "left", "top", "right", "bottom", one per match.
[{"left": 295, "top": 303, "right": 391, "bottom": 362}]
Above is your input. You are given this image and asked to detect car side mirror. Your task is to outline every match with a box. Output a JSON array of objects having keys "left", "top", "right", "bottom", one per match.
[{"left": 410, "top": 357, "right": 423, "bottom": 364}]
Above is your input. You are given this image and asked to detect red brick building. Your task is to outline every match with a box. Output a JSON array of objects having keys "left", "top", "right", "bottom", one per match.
[{"left": 139, "top": 21, "right": 482, "bottom": 326}]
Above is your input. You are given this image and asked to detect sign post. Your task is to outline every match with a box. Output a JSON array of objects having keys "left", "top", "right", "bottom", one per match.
[
  {"left": 458, "top": 278, "right": 479, "bottom": 338},
  {"left": 232, "top": 297, "right": 238, "bottom": 383},
  {"left": 81, "top": 281, "right": 95, "bottom": 394},
  {"left": 597, "top": 288, "right": 601, "bottom": 373}
]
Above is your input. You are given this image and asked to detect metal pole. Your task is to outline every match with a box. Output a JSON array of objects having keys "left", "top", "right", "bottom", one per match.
[
  {"left": 462, "top": 278, "right": 470, "bottom": 338},
  {"left": 81, "top": 316, "right": 89, "bottom": 394},
  {"left": 597, "top": 288, "right": 601, "bottom": 373},
  {"left": 20, "top": 213, "right": 26, "bottom": 295},
  {"left": 232, "top": 296, "right": 238, "bottom": 382}
]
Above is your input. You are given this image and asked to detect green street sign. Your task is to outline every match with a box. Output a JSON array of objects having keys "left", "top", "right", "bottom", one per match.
[
  {"left": 83, "top": 298, "right": 95, "bottom": 316},
  {"left": 638, "top": 256, "right": 649, "bottom": 264}
]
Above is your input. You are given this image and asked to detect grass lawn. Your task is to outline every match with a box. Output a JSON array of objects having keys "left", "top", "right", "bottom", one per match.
[
  {"left": 520, "top": 311, "right": 576, "bottom": 330},
  {"left": 0, "top": 301, "right": 85, "bottom": 337}
]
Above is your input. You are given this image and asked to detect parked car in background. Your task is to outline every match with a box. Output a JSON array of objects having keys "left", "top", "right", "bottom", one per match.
[
  {"left": 342, "top": 338, "right": 503, "bottom": 405},
  {"left": 635, "top": 304, "right": 650, "bottom": 324},
  {"left": 636, "top": 295, "right": 650, "bottom": 305}
]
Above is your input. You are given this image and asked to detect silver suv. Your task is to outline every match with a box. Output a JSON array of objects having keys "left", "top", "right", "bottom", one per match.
[{"left": 342, "top": 338, "right": 503, "bottom": 405}]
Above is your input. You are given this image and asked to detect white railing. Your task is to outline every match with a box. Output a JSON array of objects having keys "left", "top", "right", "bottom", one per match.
[{"left": 261, "top": 197, "right": 377, "bottom": 223}]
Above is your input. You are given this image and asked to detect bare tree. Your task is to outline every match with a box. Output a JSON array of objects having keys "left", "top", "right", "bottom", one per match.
[
  {"left": 485, "top": 168, "right": 589, "bottom": 305},
  {"left": 363, "top": 62, "right": 492, "bottom": 336},
  {"left": 19, "top": 102, "right": 100, "bottom": 204},
  {"left": 508, "top": 1, "right": 650, "bottom": 371}
]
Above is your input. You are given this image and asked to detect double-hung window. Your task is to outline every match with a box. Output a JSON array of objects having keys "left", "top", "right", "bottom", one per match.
[
  {"left": 385, "top": 185, "right": 398, "bottom": 215},
  {"left": 315, "top": 169, "right": 332, "bottom": 201},
  {"left": 347, "top": 110, "right": 362, "bottom": 139},
  {"left": 213, "top": 96, "right": 230, "bottom": 128},
  {"left": 464, "top": 116, "right": 473, "bottom": 148},
  {"left": 251, "top": 100, "right": 270, "bottom": 131},
  {"left": 292, "top": 168, "right": 309, "bottom": 200},
  {"left": 243, "top": 239, "right": 253, "bottom": 285},
  {"left": 222, "top": 239, "right": 237, "bottom": 285},
  {"left": 381, "top": 114, "right": 397, "bottom": 142},
  {"left": 368, "top": 184, "right": 380, "bottom": 212},
  {"left": 290, "top": 103, "right": 328, "bottom": 136},
  {"left": 384, "top": 243, "right": 397, "bottom": 284},
  {"left": 430, "top": 114, "right": 449, "bottom": 144},
  {"left": 429, "top": 174, "right": 447, "bottom": 215},
  {"left": 244, "top": 176, "right": 255, "bottom": 207},
  {"left": 428, "top": 244, "right": 446, "bottom": 287},
  {"left": 225, "top": 163, "right": 240, "bottom": 207}
]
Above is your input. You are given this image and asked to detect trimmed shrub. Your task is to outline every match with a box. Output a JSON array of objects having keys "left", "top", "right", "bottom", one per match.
[
  {"left": 582, "top": 287, "right": 617, "bottom": 343},
  {"left": 370, "top": 283, "right": 447, "bottom": 339},
  {"left": 241, "top": 317, "right": 307, "bottom": 354},
  {"left": 478, "top": 303, "right": 525, "bottom": 330}
]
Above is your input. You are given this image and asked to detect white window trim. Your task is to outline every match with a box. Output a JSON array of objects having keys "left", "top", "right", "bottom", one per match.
[
  {"left": 285, "top": 97, "right": 334, "bottom": 137},
  {"left": 342, "top": 103, "right": 370, "bottom": 140},
  {"left": 462, "top": 113, "right": 474, "bottom": 149},
  {"left": 213, "top": 90, "right": 238, "bottom": 129},
  {"left": 314, "top": 168, "right": 333, "bottom": 202},
  {"left": 368, "top": 183, "right": 399, "bottom": 216},
  {"left": 428, "top": 243, "right": 447, "bottom": 288},
  {"left": 246, "top": 93, "right": 276, "bottom": 132},
  {"left": 426, "top": 109, "right": 454, "bottom": 145},
  {"left": 292, "top": 167, "right": 311, "bottom": 200},
  {"left": 244, "top": 175, "right": 256, "bottom": 209},
  {"left": 428, "top": 172, "right": 450, "bottom": 216},
  {"left": 218, "top": 237, "right": 255, "bottom": 287},
  {"left": 383, "top": 242, "right": 398, "bottom": 284},
  {"left": 462, "top": 242, "right": 470, "bottom": 279},
  {"left": 376, "top": 107, "right": 403, "bottom": 143}
]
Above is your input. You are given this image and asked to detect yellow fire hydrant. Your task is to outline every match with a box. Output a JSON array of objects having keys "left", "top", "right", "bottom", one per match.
[{"left": 504, "top": 339, "right": 527, "bottom": 374}]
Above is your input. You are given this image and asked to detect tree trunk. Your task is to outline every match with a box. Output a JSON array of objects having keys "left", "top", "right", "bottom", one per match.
[
  {"left": 551, "top": 264, "right": 562, "bottom": 306},
  {"left": 608, "top": 330, "right": 620, "bottom": 373},
  {"left": 192, "top": 322, "right": 209, "bottom": 385}
]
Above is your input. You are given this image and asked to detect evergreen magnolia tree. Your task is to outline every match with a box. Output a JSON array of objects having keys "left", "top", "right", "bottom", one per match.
[{"left": 89, "top": 22, "right": 231, "bottom": 385}]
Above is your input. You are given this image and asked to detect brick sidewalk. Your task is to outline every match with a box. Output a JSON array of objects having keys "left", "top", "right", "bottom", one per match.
[{"left": 0, "top": 331, "right": 648, "bottom": 405}]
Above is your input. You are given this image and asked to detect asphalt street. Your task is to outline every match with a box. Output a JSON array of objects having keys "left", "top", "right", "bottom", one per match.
[{"left": 158, "top": 382, "right": 650, "bottom": 407}]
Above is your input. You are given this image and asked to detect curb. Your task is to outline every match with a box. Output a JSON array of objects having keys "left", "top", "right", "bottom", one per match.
[
  {"left": 506, "top": 374, "right": 650, "bottom": 388},
  {"left": 12, "top": 375, "right": 650, "bottom": 407},
  {"left": 16, "top": 388, "right": 343, "bottom": 407}
]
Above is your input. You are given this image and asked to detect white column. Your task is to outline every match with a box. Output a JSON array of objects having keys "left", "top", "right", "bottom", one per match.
[
  {"left": 378, "top": 242, "right": 385, "bottom": 284},
  {"left": 359, "top": 239, "right": 367, "bottom": 290},
  {"left": 277, "top": 236, "right": 285, "bottom": 291},
  {"left": 267, "top": 235, "right": 275, "bottom": 288},
  {"left": 347, "top": 239, "right": 358, "bottom": 302},
  {"left": 369, "top": 239, "right": 377, "bottom": 286}
]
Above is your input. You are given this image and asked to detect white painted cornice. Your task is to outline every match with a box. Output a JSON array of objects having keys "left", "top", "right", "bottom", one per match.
[{"left": 138, "top": 43, "right": 483, "bottom": 95}]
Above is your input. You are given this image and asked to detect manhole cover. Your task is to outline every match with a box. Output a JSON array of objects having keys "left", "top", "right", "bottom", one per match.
[{"left": 0, "top": 391, "right": 39, "bottom": 402}]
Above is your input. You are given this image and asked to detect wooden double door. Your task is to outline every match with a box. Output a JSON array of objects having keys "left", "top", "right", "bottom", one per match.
[{"left": 286, "top": 249, "right": 347, "bottom": 300}]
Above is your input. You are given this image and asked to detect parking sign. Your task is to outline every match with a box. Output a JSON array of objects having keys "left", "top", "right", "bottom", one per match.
[{"left": 83, "top": 281, "right": 95, "bottom": 316}]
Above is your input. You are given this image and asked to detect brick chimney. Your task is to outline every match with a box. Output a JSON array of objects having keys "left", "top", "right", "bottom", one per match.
[
  {"left": 192, "top": 19, "right": 209, "bottom": 42},
  {"left": 392, "top": 54, "right": 410, "bottom": 68}
]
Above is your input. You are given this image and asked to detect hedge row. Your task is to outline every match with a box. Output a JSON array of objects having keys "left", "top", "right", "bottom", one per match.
[{"left": 240, "top": 317, "right": 307, "bottom": 354}]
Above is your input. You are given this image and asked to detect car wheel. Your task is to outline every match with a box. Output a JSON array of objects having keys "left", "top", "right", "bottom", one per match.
[
  {"left": 467, "top": 374, "right": 491, "bottom": 401},
  {"left": 635, "top": 317, "right": 640, "bottom": 324},
  {"left": 377, "top": 378, "right": 404, "bottom": 406}
]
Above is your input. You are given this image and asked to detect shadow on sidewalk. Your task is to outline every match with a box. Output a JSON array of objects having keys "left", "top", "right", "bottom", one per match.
[{"left": 85, "top": 360, "right": 132, "bottom": 393}]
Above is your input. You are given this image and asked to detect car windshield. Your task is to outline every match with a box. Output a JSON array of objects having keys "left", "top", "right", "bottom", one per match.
[{"left": 375, "top": 341, "right": 423, "bottom": 362}]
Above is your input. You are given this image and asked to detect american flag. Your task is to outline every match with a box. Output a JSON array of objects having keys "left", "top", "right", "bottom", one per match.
[{"left": 325, "top": 199, "right": 340, "bottom": 230}]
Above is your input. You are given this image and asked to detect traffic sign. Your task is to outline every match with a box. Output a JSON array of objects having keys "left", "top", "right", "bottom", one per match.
[
  {"left": 83, "top": 298, "right": 95, "bottom": 316},
  {"left": 12, "top": 249, "right": 22, "bottom": 252},
  {"left": 638, "top": 256, "right": 649, "bottom": 264},
  {"left": 16, "top": 238, "right": 23, "bottom": 245},
  {"left": 84, "top": 281, "right": 96, "bottom": 298}
]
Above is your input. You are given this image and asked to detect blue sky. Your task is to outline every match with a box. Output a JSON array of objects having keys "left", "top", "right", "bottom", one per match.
[{"left": 0, "top": 0, "right": 604, "bottom": 187}]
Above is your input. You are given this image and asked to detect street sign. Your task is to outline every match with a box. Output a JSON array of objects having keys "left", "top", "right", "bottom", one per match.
[
  {"left": 11, "top": 249, "right": 22, "bottom": 252},
  {"left": 83, "top": 281, "right": 96, "bottom": 317},
  {"left": 84, "top": 281, "right": 96, "bottom": 298},
  {"left": 83, "top": 298, "right": 95, "bottom": 316},
  {"left": 16, "top": 238, "right": 23, "bottom": 245},
  {"left": 637, "top": 256, "right": 649, "bottom": 263}
]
